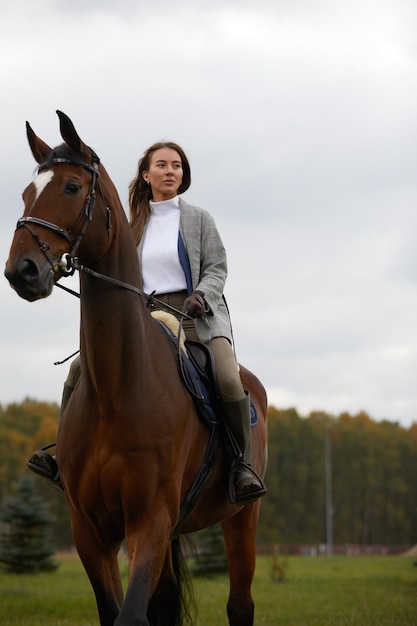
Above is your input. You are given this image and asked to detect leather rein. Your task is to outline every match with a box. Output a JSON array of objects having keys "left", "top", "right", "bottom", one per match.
[
  {"left": 17, "top": 154, "right": 101, "bottom": 268},
  {"left": 15, "top": 153, "right": 192, "bottom": 320}
]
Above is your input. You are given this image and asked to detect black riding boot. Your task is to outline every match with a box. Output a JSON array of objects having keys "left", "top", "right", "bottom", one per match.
[
  {"left": 27, "top": 382, "right": 73, "bottom": 490},
  {"left": 222, "top": 394, "right": 267, "bottom": 505},
  {"left": 27, "top": 447, "right": 61, "bottom": 489}
]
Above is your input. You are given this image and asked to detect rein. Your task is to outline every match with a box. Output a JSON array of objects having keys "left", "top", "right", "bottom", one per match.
[
  {"left": 16, "top": 155, "right": 101, "bottom": 274},
  {"left": 57, "top": 255, "right": 194, "bottom": 320},
  {"left": 16, "top": 150, "right": 194, "bottom": 324}
]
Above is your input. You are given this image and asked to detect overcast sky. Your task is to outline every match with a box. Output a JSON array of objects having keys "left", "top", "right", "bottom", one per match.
[{"left": 1, "top": 0, "right": 416, "bottom": 426}]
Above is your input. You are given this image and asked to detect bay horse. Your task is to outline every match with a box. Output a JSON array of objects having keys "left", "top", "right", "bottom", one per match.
[{"left": 4, "top": 111, "right": 268, "bottom": 626}]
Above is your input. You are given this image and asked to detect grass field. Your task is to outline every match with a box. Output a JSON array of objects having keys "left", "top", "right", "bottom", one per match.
[{"left": 0, "top": 553, "right": 416, "bottom": 625}]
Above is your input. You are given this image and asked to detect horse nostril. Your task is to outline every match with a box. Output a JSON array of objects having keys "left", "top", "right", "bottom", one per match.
[{"left": 19, "top": 258, "right": 40, "bottom": 282}]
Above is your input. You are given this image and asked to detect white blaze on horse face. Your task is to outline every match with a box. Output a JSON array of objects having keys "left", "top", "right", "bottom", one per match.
[{"left": 33, "top": 170, "right": 54, "bottom": 201}]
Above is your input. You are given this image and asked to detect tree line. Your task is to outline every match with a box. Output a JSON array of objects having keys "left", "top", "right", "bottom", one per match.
[
  {"left": 260, "top": 407, "right": 417, "bottom": 549},
  {"left": 1, "top": 399, "right": 416, "bottom": 549},
  {"left": 0, "top": 399, "right": 72, "bottom": 547}
]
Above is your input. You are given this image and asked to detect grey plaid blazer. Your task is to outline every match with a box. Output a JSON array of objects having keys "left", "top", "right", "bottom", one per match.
[{"left": 137, "top": 197, "right": 233, "bottom": 343}]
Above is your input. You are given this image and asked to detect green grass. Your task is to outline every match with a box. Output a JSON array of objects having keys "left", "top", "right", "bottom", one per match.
[{"left": 0, "top": 553, "right": 416, "bottom": 625}]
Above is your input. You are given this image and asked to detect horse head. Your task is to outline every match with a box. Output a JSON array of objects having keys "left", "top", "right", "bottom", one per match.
[{"left": 5, "top": 111, "right": 111, "bottom": 301}]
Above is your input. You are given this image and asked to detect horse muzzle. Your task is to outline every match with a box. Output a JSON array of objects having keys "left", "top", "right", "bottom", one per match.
[{"left": 4, "top": 255, "right": 55, "bottom": 301}]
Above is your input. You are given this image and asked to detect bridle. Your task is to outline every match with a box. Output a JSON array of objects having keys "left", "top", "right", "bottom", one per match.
[
  {"left": 15, "top": 150, "right": 193, "bottom": 321},
  {"left": 16, "top": 152, "right": 103, "bottom": 275}
]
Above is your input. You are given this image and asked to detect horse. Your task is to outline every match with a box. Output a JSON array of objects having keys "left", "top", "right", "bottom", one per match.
[{"left": 4, "top": 111, "right": 268, "bottom": 626}]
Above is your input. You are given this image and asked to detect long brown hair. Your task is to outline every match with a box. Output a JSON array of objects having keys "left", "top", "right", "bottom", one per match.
[{"left": 128, "top": 142, "right": 191, "bottom": 245}]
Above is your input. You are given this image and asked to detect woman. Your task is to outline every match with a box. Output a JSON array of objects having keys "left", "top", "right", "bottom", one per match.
[
  {"left": 128, "top": 141, "right": 265, "bottom": 505},
  {"left": 28, "top": 141, "right": 266, "bottom": 506}
]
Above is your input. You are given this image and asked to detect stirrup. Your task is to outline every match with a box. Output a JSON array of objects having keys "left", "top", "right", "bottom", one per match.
[
  {"left": 27, "top": 445, "right": 63, "bottom": 490},
  {"left": 228, "top": 458, "right": 267, "bottom": 506}
]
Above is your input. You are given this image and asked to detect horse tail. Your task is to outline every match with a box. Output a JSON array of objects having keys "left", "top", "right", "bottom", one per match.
[{"left": 172, "top": 537, "right": 196, "bottom": 626}]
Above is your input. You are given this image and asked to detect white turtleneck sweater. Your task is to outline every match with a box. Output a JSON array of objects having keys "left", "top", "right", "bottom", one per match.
[{"left": 141, "top": 196, "right": 187, "bottom": 295}]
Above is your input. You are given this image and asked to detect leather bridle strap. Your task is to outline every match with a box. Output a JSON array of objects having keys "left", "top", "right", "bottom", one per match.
[
  {"left": 16, "top": 217, "right": 73, "bottom": 247},
  {"left": 15, "top": 156, "right": 100, "bottom": 265},
  {"left": 64, "top": 257, "right": 194, "bottom": 321},
  {"left": 17, "top": 152, "right": 194, "bottom": 323}
]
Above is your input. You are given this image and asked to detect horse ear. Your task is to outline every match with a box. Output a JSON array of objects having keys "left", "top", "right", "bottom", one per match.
[
  {"left": 56, "top": 110, "right": 90, "bottom": 160},
  {"left": 26, "top": 121, "right": 52, "bottom": 165}
]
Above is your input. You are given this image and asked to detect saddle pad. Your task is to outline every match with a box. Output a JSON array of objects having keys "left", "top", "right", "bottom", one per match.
[
  {"left": 183, "top": 360, "right": 258, "bottom": 428},
  {"left": 154, "top": 317, "right": 258, "bottom": 428}
]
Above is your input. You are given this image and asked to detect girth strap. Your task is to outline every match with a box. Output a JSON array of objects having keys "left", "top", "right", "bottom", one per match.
[{"left": 170, "top": 423, "right": 220, "bottom": 539}]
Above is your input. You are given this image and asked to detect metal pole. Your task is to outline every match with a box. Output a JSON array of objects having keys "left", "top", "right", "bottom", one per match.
[{"left": 325, "top": 426, "right": 333, "bottom": 555}]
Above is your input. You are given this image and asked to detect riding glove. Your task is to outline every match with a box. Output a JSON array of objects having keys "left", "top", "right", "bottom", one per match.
[{"left": 182, "top": 290, "right": 206, "bottom": 318}]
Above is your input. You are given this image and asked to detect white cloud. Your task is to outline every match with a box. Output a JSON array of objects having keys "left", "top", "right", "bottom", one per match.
[{"left": 1, "top": 0, "right": 417, "bottom": 425}]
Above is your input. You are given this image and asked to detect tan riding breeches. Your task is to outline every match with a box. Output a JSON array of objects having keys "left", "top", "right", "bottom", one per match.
[
  {"left": 149, "top": 291, "right": 245, "bottom": 403},
  {"left": 64, "top": 291, "right": 245, "bottom": 404}
]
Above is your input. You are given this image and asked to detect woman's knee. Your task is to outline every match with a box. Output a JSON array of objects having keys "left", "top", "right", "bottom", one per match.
[{"left": 207, "top": 337, "right": 244, "bottom": 401}]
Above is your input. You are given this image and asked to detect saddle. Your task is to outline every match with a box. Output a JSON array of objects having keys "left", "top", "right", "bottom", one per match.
[
  {"left": 154, "top": 317, "right": 224, "bottom": 535},
  {"left": 154, "top": 315, "right": 258, "bottom": 429},
  {"left": 153, "top": 313, "right": 221, "bottom": 426},
  {"left": 179, "top": 339, "right": 222, "bottom": 424},
  {"left": 154, "top": 315, "right": 259, "bottom": 535}
]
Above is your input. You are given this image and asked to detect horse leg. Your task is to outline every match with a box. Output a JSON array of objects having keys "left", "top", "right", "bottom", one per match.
[
  {"left": 221, "top": 502, "right": 261, "bottom": 626},
  {"left": 71, "top": 516, "right": 123, "bottom": 626},
  {"left": 114, "top": 526, "right": 176, "bottom": 626},
  {"left": 147, "top": 538, "right": 193, "bottom": 626}
]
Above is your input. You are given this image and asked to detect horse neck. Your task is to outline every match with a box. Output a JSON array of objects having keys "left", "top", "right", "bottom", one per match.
[{"left": 78, "top": 189, "right": 153, "bottom": 395}]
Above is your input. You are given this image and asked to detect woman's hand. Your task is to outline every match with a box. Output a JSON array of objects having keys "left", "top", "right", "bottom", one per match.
[{"left": 182, "top": 290, "right": 206, "bottom": 318}]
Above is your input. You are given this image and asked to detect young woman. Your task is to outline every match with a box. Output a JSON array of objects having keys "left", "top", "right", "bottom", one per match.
[{"left": 128, "top": 142, "right": 266, "bottom": 504}]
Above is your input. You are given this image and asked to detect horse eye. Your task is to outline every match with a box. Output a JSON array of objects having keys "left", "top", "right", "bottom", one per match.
[{"left": 65, "top": 182, "right": 82, "bottom": 195}]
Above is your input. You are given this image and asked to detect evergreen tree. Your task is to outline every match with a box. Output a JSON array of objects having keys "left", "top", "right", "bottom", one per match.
[
  {"left": 0, "top": 475, "right": 57, "bottom": 573},
  {"left": 192, "top": 523, "right": 228, "bottom": 577}
]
